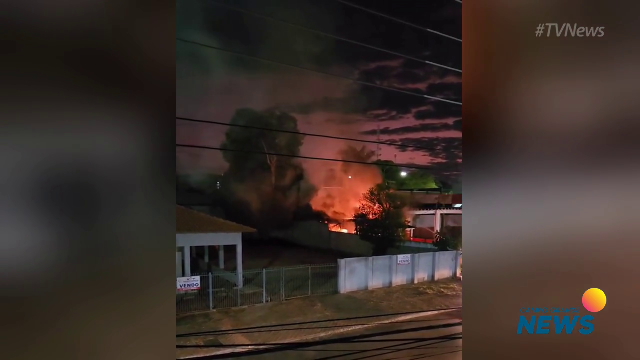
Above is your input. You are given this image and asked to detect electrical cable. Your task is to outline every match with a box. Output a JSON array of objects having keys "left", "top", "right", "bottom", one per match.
[
  {"left": 176, "top": 38, "right": 462, "bottom": 105},
  {"left": 176, "top": 144, "right": 444, "bottom": 171},
  {"left": 337, "top": 0, "right": 462, "bottom": 42},
  {"left": 210, "top": 1, "right": 461, "bottom": 73},
  {"left": 176, "top": 116, "right": 458, "bottom": 152}
]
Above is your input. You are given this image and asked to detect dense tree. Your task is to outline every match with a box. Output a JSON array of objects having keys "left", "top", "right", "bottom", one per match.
[
  {"left": 354, "top": 184, "right": 408, "bottom": 255},
  {"left": 397, "top": 170, "right": 438, "bottom": 190},
  {"left": 338, "top": 145, "right": 376, "bottom": 174},
  {"left": 221, "top": 108, "right": 304, "bottom": 187},
  {"left": 373, "top": 160, "right": 401, "bottom": 184},
  {"left": 220, "top": 108, "right": 312, "bottom": 229},
  {"left": 373, "top": 161, "right": 437, "bottom": 190}
]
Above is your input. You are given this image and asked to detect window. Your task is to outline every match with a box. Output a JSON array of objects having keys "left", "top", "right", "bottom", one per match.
[
  {"left": 440, "top": 214, "right": 462, "bottom": 239},
  {"left": 414, "top": 214, "right": 435, "bottom": 228},
  {"left": 412, "top": 214, "right": 435, "bottom": 240}
]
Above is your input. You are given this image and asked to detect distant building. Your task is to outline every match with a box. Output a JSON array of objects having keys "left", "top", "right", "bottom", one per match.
[{"left": 396, "top": 192, "right": 462, "bottom": 244}]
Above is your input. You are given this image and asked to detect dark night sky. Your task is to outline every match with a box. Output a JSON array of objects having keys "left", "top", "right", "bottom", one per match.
[{"left": 177, "top": 0, "right": 461, "bottom": 184}]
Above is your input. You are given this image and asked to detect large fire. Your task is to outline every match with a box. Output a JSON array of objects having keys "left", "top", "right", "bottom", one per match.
[
  {"left": 326, "top": 219, "right": 355, "bottom": 234},
  {"left": 307, "top": 164, "right": 382, "bottom": 226}
]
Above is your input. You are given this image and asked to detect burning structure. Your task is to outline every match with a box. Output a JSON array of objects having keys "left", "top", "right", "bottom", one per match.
[
  {"left": 326, "top": 218, "right": 355, "bottom": 233},
  {"left": 305, "top": 148, "right": 383, "bottom": 233}
]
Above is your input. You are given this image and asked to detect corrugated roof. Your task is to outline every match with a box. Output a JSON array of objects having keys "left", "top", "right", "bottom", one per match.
[
  {"left": 410, "top": 205, "right": 462, "bottom": 211},
  {"left": 176, "top": 206, "right": 256, "bottom": 234}
]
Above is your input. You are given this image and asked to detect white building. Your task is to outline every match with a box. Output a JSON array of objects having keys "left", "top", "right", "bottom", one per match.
[
  {"left": 176, "top": 206, "right": 255, "bottom": 288},
  {"left": 398, "top": 192, "right": 462, "bottom": 244}
]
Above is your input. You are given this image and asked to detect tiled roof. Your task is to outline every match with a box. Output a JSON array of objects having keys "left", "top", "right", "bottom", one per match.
[{"left": 176, "top": 206, "right": 256, "bottom": 234}]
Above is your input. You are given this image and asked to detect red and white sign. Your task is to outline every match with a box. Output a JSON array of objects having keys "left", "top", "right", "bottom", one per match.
[
  {"left": 397, "top": 254, "right": 411, "bottom": 265},
  {"left": 177, "top": 276, "right": 201, "bottom": 291}
]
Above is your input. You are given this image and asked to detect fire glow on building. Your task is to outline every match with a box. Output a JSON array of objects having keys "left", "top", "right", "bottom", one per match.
[{"left": 326, "top": 218, "right": 355, "bottom": 234}]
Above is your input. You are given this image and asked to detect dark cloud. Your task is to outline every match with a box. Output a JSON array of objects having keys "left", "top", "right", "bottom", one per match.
[
  {"left": 359, "top": 65, "right": 430, "bottom": 87},
  {"left": 426, "top": 82, "right": 461, "bottom": 101},
  {"left": 391, "top": 137, "right": 462, "bottom": 163},
  {"left": 393, "top": 70, "right": 424, "bottom": 85},
  {"left": 413, "top": 101, "right": 462, "bottom": 120},
  {"left": 359, "top": 65, "right": 397, "bottom": 83},
  {"left": 453, "top": 119, "right": 462, "bottom": 132},
  {"left": 416, "top": 159, "right": 461, "bottom": 173},
  {"left": 290, "top": 85, "right": 430, "bottom": 117},
  {"left": 324, "top": 117, "right": 363, "bottom": 125},
  {"left": 360, "top": 122, "right": 456, "bottom": 136},
  {"left": 356, "top": 85, "right": 428, "bottom": 114},
  {"left": 417, "top": 160, "right": 461, "bottom": 184},
  {"left": 366, "top": 110, "right": 401, "bottom": 121}
]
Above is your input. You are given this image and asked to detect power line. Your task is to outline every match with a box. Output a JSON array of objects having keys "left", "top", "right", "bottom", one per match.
[
  {"left": 210, "top": 1, "right": 461, "bottom": 73},
  {"left": 176, "top": 116, "right": 448, "bottom": 152},
  {"left": 337, "top": 0, "right": 462, "bottom": 43},
  {"left": 176, "top": 144, "right": 436, "bottom": 171},
  {"left": 176, "top": 38, "right": 462, "bottom": 105}
]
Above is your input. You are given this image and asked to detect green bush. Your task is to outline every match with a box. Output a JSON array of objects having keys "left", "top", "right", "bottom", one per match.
[{"left": 433, "top": 228, "right": 462, "bottom": 251}]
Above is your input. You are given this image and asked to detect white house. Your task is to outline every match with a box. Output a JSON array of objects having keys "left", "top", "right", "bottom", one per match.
[{"left": 176, "top": 206, "right": 255, "bottom": 288}]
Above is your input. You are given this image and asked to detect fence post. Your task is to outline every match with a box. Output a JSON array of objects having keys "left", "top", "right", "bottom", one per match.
[
  {"left": 281, "top": 267, "right": 285, "bottom": 300},
  {"left": 337, "top": 259, "right": 342, "bottom": 294},
  {"left": 454, "top": 251, "right": 462, "bottom": 278},
  {"left": 262, "top": 268, "right": 266, "bottom": 304},
  {"left": 411, "top": 254, "right": 417, "bottom": 284},
  {"left": 208, "top": 272, "right": 213, "bottom": 311},
  {"left": 366, "top": 257, "right": 373, "bottom": 290},
  {"left": 237, "top": 270, "right": 241, "bottom": 307},
  {"left": 432, "top": 252, "right": 438, "bottom": 281},
  {"left": 308, "top": 266, "right": 311, "bottom": 296}
]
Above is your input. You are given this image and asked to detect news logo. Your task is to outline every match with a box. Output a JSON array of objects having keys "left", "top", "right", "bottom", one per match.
[{"left": 517, "top": 288, "right": 606, "bottom": 335}]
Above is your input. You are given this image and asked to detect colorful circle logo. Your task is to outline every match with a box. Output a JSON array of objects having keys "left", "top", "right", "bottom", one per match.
[{"left": 582, "top": 288, "right": 606, "bottom": 312}]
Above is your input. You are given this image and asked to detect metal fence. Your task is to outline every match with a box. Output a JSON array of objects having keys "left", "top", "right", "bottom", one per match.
[{"left": 176, "top": 263, "right": 338, "bottom": 314}]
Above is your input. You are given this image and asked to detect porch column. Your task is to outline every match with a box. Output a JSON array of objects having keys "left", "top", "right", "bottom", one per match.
[
  {"left": 176, "top": 250, "right": 183, "bottom": 277},
  {"left": 236, "top": 241, "right": 243, "bottom": 289},
  {"left": 183, "top": 246, "right": 191, "bottom": 277},
  {"left": 218, "top": 245, "right": 224, "bottom": 269}
]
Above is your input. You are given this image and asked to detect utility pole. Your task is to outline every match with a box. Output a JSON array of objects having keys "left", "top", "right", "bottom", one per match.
[{"left": 376, "top": 124, "right": 380, "bottom": 160}]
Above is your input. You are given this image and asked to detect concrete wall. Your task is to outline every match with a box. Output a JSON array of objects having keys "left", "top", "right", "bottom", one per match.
[
  {"left": 271, "top": 221, "right": 373, "bottom": 257},
  {"left": 434, "top": 251, "right": 457, "bottom": 280},
  {"left": 413, "top": 252, "right": 435, "bottom": 283},
  {"left": 338, "top": 251, "right": 461, "bottom": 294}
]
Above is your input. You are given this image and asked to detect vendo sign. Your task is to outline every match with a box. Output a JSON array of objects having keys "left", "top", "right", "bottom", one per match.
[
  {"left": 177, "top": 276, "right": 201, "bottom": 291},
  {"left": 397, "top": 254, "right": 411, "bottom": 265}
]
